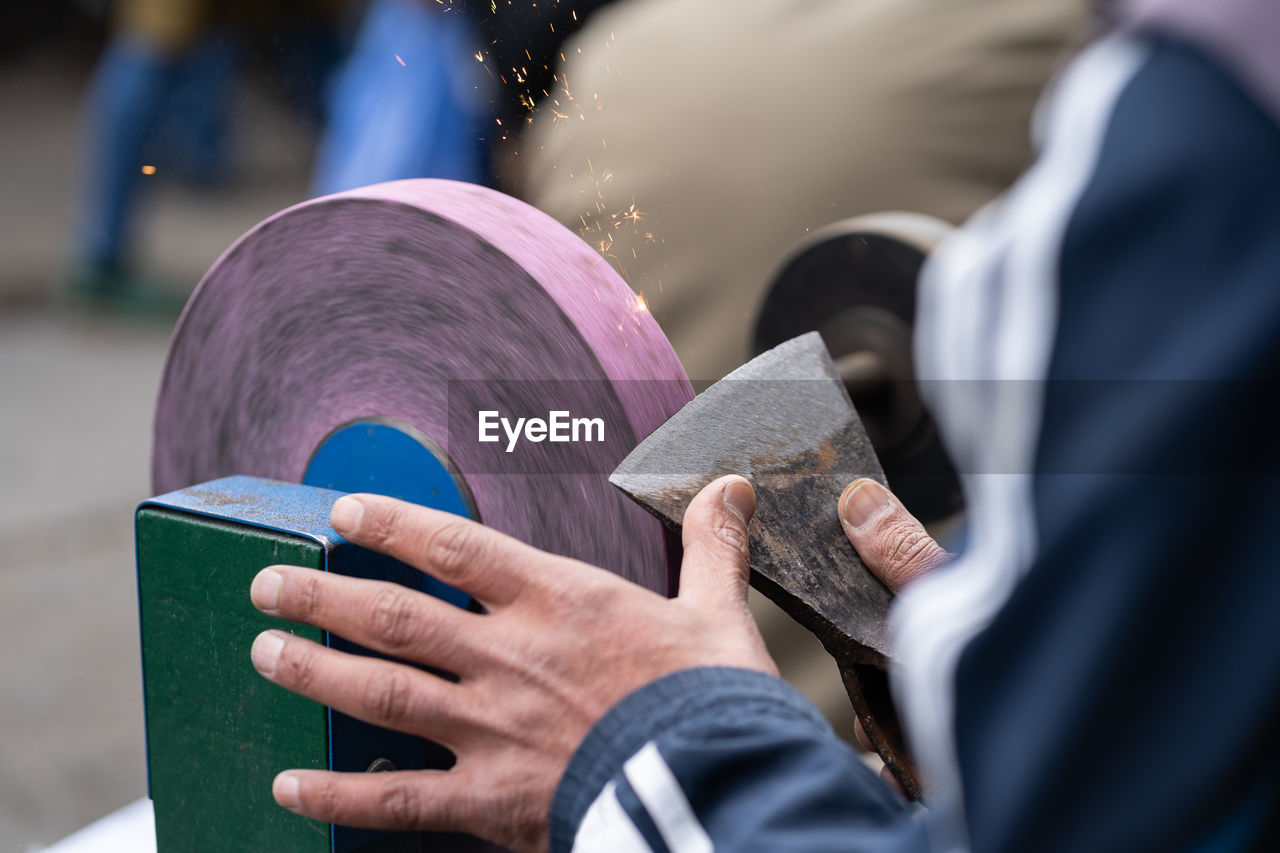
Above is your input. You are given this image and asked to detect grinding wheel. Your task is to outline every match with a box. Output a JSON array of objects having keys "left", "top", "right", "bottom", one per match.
[
  {"left": 753, "top": 213, "right": 963, "bottom": 523},
  {"left": 153, "top": 179, "right": 693, "bottom": 595}
]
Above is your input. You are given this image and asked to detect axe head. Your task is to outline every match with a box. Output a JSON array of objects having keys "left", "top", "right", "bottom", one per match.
[
  {"left": 610, "top": 332, "right": 893, "bottom": 663},
  {"left": 610, "top": 332, "right": 923, "bottom": 797}
]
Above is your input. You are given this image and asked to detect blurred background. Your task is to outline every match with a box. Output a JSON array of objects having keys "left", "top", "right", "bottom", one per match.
[
  {"left": 1, "top": 0, "right": 1087, "bottom": 847},
  {"left": 1, "top": 2, "right": 332, "bottom": 848}
]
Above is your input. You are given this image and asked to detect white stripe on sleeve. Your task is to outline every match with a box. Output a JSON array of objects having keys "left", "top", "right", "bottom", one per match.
[
  {"left": 572, "top": 780, "right": 656, "bottom": 853},
  {"left": 893, "top": 32, "right": 1152, "bottom": 843},
  {"left": 623, "top": 742, "right": 714, "bottom": 853}
]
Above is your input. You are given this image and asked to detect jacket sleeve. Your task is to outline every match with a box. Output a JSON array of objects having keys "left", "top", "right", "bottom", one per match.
[
  {"left": 939, "top": 33, "right": 1280, "bottom": 853},
  {"left": 549, "top": 667, "right": 930, "bottom": 853}
]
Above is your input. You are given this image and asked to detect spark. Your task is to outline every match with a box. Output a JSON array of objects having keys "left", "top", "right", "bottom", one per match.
[
  {"left": 395, "top": 54, "right": 406, "bottom": 66},
  {"left": 475, "top": 51, "right": 484, "bottom": 62},
  {"left": 141, "top": 165, "right": 156, "bottom": 175}
]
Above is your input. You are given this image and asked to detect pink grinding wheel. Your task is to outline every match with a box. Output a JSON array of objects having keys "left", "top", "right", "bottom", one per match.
[{"left": 152, "top": 179, "right": 693, "bottom": 593}]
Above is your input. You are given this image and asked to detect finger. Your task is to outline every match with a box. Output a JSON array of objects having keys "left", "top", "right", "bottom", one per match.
[
  {"left": 272, "top": 768, "right": 468, "bottom": 832},
  {"left": 838, "top": 479, "right": 948, "bottom": 594},
  {"left": 251, "top": 566, "right": 481, "bottom": 669},
  {"left": 330, "top": 494, "right": 562, "bottom": 607},
  {"left": 251, "top": 629, "right": 473, "bottom": 745},
  {"left": 677, "top": 475, "right": 756, "bottom": 609}
]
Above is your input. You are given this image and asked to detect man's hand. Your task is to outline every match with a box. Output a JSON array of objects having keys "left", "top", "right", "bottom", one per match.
[
  {"left": 248, "top": 475, "right": 775, "bottom": 852},
  {"left": 839, "top": 477, "right": 949, "bottom": 789},
  {"left": 839, "top": 478, "right": 949, "bottom": 596}
]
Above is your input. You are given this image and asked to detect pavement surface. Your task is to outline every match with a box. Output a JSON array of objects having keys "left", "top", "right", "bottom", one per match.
[{"left": 0, "top": 49, "right": 313, "bottom": 849}]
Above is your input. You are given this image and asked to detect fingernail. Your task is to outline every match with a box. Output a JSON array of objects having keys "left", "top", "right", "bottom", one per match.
[
  {"left": 251, "top": 631, "right": 285, "bottom": 677},
  {"left": 273, "top": 773, "right": 301, "bottom": 809},
  {"left": 250, "top": 569, "right": 283, "bottom": 611},
  {"left": 330, "top": 496, "right": 364, "bottom": 534},
  {"left": 722, "top": 476, "right": 756, "bottom": 521},
  {"left": 840, "top": 480, "right": 892, "bottom": 530}
]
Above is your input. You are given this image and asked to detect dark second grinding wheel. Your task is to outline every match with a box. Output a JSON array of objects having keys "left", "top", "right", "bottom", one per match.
[
  {"left": 153, "top": 179, "right": 694, "bottom": 595},
  {"left": 753, "top": 213, "right": 963, "bottom": 523}
]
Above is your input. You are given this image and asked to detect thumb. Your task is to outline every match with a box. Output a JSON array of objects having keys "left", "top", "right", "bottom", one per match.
[
  {"left": 677, "top": 475, "right": 756, "bottom": 609},
  {"left": 839, "top": 479, "right": 948, "bottom": 594}
]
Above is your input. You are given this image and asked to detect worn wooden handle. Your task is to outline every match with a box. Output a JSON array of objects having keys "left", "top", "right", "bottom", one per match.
[{"left": 838, "top": 662, "right": 921, "bottom": 800}]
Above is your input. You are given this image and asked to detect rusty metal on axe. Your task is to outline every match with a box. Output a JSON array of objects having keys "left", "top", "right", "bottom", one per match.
[{"left": 610, "top": 331, "right": 922, "bottom": 799}]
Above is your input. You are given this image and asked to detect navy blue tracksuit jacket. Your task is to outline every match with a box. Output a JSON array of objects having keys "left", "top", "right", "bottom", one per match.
[{"left": 547, "top": 11, "right": 1280, "bottom": 853}]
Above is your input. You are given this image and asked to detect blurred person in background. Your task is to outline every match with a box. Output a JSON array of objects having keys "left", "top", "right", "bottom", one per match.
[
  {"left": 311, "top": 0, "right": 492, "bottom": 195},
  {"left": 68, "top": 0, "right": 346, "bottom": 302},
  {"left": 513, "top": 0, "right": 1090, "bottom": 746},
  {"left": 300, "top": 0, "right": 631, "bottom": 194},
  {"left": 66, "top": 0, "right": 624, "bottom": 303}
]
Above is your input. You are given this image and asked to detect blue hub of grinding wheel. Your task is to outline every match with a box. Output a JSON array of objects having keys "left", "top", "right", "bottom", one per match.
[{"left": 303, "top": 418, "right": 475, "bottom": 609}]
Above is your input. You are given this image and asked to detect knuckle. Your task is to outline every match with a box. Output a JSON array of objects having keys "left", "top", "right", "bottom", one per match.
[
  {"left": 311, "top": 777, "right": 341, "bottom": 818},
  {"left": 419, "top": 519, "right": 482, "bottom": 584},
  {"left": 293, "top": 573, "right": 324, "bottom": 620},
  {"left": 359, "top": 498, "right": 404, "bottom": 547},
  {"left": 379, "top": 778, "right": 424, "bottom": 826},
  {"left": 707, "top": 512, "right": 749, "bottom": 555},
  {"left": 544, "top": 574, "right": 617, "bottom": 617},
  {"left": 882, "top": 521, "right": 941, "bottom": 573},
  {"left": 364, "top": 669, "right": 415, "bottom": 725},
  {"left": 368, "top": 587, "right": 423, "bottom": 650},
  {"left": 280, "top": 642, "right": 317, "bottom": 692}
]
